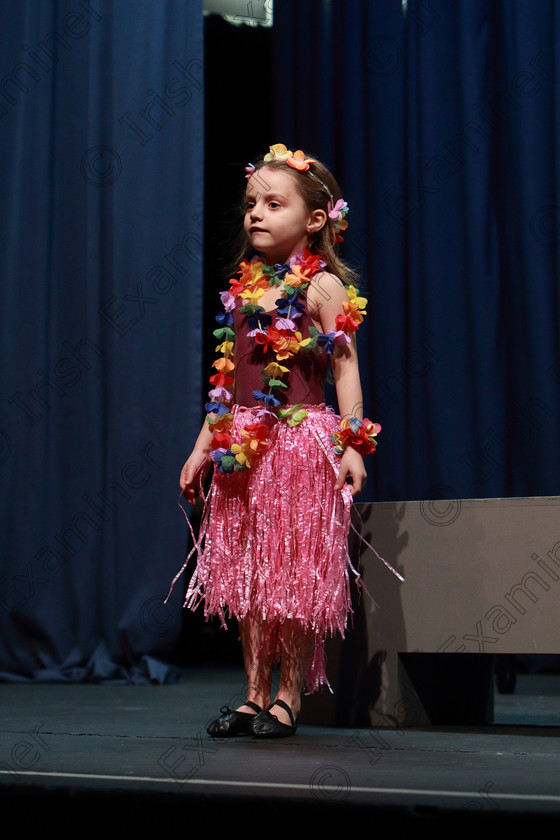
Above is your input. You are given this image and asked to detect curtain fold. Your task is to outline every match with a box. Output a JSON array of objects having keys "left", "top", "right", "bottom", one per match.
[
  {"left": 274, "top": 0, "right": 560, "bottom": 503},
  {"left": 0, "top": 0, "right": 204, "bottom": 681}
]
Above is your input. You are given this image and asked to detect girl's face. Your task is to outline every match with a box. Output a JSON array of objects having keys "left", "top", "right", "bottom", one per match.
[{"left": 244, "top": 166, "right": 325, "bottom": 264}]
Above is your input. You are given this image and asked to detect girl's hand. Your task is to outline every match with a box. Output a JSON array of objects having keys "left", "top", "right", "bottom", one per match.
[
  {"left": 334, "top": 447, "right": 367, "bottom": 497},
  {"left": 180, "top": 450, "right": 211, "bottom": 504}
]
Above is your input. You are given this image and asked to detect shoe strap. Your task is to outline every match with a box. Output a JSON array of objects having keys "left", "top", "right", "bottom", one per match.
[
  {"left": 269, "top": 699, "right": 295, "bottom": 726},
  {"left": 245, "top": 700, "right": 262, "bottom": 714}
]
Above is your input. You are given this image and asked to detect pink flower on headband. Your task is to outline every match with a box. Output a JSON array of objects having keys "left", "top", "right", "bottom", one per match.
[
  {"left": 286, "top": 150, "right": 316, "bottom": 171},
  {"left": 328, "top": 199, "right": 348, "bottom": 221},
  {"left": 328, "top": 199, "right": 349, "bottom": 240},
  {"left": 245, "top": 163, "right": 255, "bottom": 179}
]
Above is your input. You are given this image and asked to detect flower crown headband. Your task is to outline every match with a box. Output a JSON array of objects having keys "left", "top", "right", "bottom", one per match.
[{"left": 245, "top": 143, "right": 349, "bottom": 240}]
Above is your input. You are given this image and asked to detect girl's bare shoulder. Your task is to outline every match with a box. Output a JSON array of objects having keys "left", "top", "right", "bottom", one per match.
[{"left": 306, "top": 270, "right": 346, "bottom": 316}]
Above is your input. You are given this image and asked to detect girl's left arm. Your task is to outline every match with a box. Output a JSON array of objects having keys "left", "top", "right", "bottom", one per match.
[{"left": 307, "top": 272, "right": 368, "bottom": 496}]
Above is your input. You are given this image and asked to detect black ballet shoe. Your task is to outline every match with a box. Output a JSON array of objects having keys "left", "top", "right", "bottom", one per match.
[
  {"left": 206, "top": 701, "right": 262, "bottom": 737},
  {"left": 250, "top": 699, "right": 298, "bottom": 738}
]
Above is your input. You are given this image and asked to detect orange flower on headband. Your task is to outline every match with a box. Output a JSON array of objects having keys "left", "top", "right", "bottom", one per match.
[{"left": 286, "top": 149, "right": 316, "bottom": 171}]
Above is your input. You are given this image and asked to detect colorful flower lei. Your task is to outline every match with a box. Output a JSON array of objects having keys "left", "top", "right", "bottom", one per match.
[
  {"left": 332, "top": 417, "right": 381, "bottom": 457},
  {"left": 205, "top": 249, "right": 377, "bottom": 474}
]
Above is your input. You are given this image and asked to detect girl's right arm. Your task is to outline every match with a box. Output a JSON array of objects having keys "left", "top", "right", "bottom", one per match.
[{"left": 179, "top": 421, "right": 214, "bottom": 504}]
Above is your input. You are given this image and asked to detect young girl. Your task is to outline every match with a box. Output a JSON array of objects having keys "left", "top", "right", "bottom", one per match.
[{"left": 169, "top": 143, "right": 380, "bottom": 738}]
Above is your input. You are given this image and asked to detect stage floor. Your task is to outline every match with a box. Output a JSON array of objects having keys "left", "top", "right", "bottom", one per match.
[{"left": 1, "top": 668, "right": 560, "bottom": 830}]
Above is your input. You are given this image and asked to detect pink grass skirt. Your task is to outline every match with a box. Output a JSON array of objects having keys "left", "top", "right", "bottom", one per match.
[{"left": 170, "top": 403, "right": 357, "bottom": 694}]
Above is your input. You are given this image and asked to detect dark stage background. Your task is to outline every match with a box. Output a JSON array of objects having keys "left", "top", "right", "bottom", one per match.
[{"left": 1, "top": 0, "right": 559, "bottom": 681}]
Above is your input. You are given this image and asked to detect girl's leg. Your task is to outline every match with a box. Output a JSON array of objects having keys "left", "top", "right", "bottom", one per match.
[
  {"left": 236, "top": 612, "right": 274, "bottom": 713},
  {"left": 272, "top": 619, "right": 317, "bottom": 724}
]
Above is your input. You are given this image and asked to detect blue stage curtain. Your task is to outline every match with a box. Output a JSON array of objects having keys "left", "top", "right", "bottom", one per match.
[
  {"left": 274, "top": 0, "right": 560, "bottom": 504},
  {"left": 0, "top": 1, "right": 204, "bottom": 681}
]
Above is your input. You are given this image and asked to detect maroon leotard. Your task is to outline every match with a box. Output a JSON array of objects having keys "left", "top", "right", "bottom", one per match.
[{"left": 232, "top": 298, "right": 329, "bottom": 407}]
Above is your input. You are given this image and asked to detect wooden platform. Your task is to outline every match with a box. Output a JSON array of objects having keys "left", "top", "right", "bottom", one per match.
[{"left": 301, "top": 497, "right": 560, "bottom": 727}]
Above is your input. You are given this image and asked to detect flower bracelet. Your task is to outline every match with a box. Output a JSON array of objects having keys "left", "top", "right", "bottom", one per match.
[{"left": 332, "top": 416, "right": 381, "bottom": 456}]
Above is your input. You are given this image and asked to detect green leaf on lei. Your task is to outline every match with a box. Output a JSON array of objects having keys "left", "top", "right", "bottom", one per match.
[
  {"left": 276, "top": 404, "right": 308, "bottom": 426},
  {"left": 238, "top": 303, "right": 264, "bottom": 315},
  {"left": 220, "top": 455, "right": 236, "bottom": 471},
  {"left": 213, "top": 327, "right": 235, "bottom": 339},
  {"left": 262, "top": 265, "right": 283, "bottom": 284},
  {"left": 300, "top": 326, "right": 319, "bottom": 352}
]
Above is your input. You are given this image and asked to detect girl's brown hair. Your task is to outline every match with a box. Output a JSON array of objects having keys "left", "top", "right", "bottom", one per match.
[{"left": 231, "top": 153, "right": 358, "bottom": 286}]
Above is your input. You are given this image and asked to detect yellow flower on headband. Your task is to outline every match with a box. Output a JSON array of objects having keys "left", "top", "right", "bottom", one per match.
[
  {"left": 261, "top": 143, "right": 317, "bottom": 172},
  {"left": 264, "top": 143, "right": 293, "bottom": 162}
]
